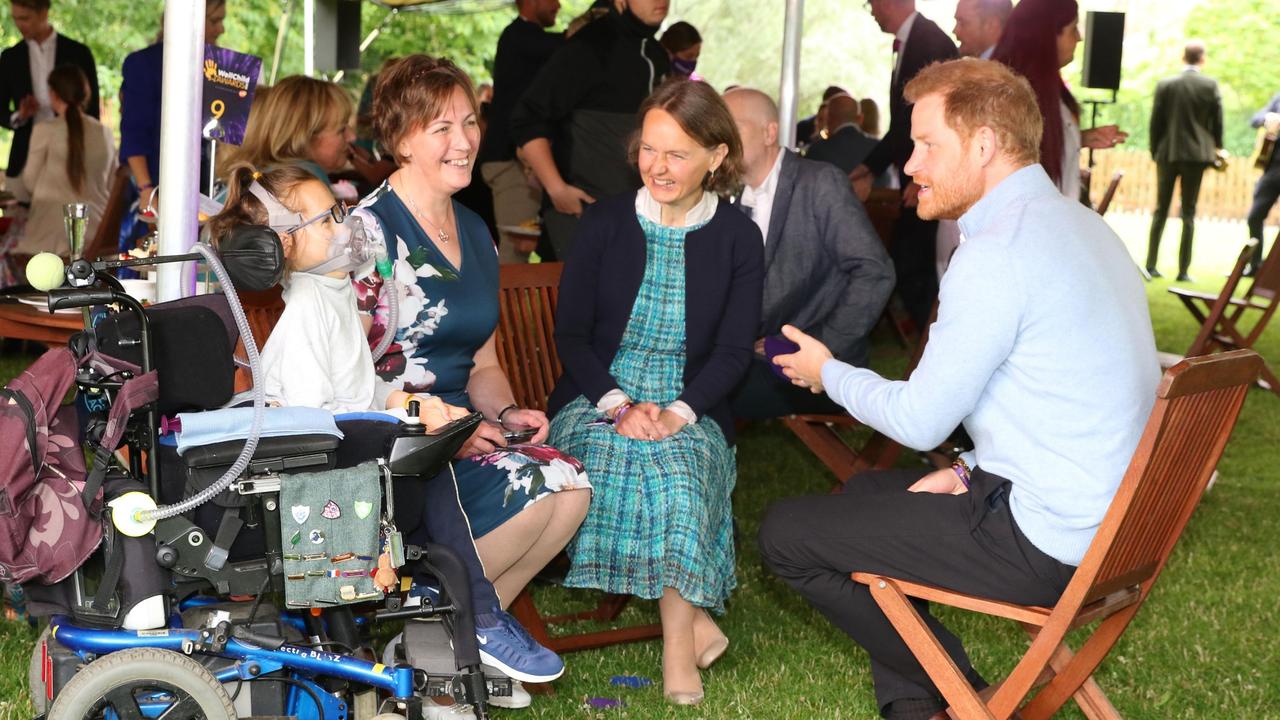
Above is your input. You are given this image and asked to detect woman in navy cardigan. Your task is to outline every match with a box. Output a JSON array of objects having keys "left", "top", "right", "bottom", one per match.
[{"left": 547, "top": 80, "right": 763, "bottom": 705}]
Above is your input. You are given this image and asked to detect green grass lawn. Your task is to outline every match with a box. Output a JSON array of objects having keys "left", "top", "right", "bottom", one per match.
[{"left": 1, "top": 212, "right": 1276, "bottom": 718}]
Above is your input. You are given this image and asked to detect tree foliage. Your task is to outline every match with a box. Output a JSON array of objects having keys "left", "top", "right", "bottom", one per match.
[{"left": 0, "top": 0, "right": 1273, "bottom": 160}]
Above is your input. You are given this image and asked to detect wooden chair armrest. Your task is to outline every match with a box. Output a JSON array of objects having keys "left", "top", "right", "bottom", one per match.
[
  {"left": 1166, "top": 287, "right": 1217, "bottom": 303},
  {"left": 1169, "top": 288, "right": 1268, "bottom": 311},
  {"left": 851, "top": 572, "right": 1052, "bottom": 626}
]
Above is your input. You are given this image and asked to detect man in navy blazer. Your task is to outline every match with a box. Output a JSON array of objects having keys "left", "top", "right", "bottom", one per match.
[
  {"left": 851, "top": 0, "right": 957, "bottom": 333},
  {"left": 0, "top": 0, "right": 99, "bottom": 192},
  {"left": 1146, "top": 41, "right": 1223, "bottom": 281},
  {"left": 805, "top": 93, "right": 878, "bottom": 176},
  {"left": 725, "top": 88, "right": 894, "bottom": 420}
]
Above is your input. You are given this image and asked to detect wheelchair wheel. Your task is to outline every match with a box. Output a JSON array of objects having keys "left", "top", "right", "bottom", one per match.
[
  {"left": 28, "top": 626, "right": 50, "bottom": 714},
  {"left": 47, "top": 647, "right": 236, "bottom": 720}
]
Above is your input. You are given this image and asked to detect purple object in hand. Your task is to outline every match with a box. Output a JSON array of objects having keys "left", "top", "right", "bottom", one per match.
[{"left": 763, "top": 334, "right": 801, "bottom": 381}]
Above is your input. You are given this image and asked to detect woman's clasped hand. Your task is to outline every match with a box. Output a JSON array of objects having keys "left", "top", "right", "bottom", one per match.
[{"left": 611, "top": 402, "right": 688, "bottom": 441}]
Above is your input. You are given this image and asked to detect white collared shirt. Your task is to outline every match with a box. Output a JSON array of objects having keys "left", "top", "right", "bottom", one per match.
[
  {"left": 979, "top": 45, "right": 995, "bottom": 60},
  {"left": 27, "top": 29, "right": 58, "bottom": 124},
  {"left": 892, "top": 11, "right": 919, "bottom": 81},
  {"left": 633, "top": 185, "right": 719, "bottom": 227},
  {"left": 739, "top": 148, "right": 784, "bottom": 244}
]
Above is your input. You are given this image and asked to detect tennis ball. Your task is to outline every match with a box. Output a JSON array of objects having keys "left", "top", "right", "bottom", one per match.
[{"left": 25, "top": 252, "right": 66, "bottom": 291}]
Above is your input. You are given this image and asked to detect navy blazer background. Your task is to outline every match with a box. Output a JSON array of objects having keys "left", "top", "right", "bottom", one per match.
[
  {"left": 0, "top": 34, "right": 100, "bottom": 178},
  {"left": 863, "top": 14, "right": 957, "bottom": 182},
  {"left": 1149, "top": 69, "right": 1223, "bottom": 164},
  {"left": 549, "top": 192, "right": 764, "bottom": 443}
]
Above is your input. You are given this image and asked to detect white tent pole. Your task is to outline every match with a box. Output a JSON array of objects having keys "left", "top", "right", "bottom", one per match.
[
  {"left": 304, "top": 0, "right": 317, "bottom": 77},
  {"left": 778, "top": 0, "right": 804, "bottom": 150},
  {"left": 156, "top": 0, "right": 207, "bottom": 301}
]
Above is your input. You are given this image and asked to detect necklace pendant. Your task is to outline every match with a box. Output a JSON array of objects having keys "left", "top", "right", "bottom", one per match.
[{"left": 437, "top": 229, "right": 450, "bottom": 244}]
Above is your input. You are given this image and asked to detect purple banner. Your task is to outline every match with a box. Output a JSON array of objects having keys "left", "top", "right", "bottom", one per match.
[{"left": 201, "top": 45, "right": 262, "bottom": 146}]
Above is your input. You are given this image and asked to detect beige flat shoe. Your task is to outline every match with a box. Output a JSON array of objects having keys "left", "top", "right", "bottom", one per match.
[
  {"left": 665, "top": 690, "right": 705, "bottom": 706},
  {"left": 696, "top": 634, "right": 729, "bottom": 670}
]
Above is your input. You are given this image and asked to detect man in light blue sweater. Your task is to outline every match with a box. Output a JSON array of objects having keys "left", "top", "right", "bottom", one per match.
[{"left": 758, "top": 58, "right": 1159, "bottom": 720}]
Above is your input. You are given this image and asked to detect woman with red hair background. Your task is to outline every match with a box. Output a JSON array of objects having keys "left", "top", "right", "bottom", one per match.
[{"left": 992, "top": 0, "right": 1126, "bottom": 201}]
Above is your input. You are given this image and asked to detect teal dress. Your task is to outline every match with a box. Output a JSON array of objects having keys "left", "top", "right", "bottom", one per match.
[
  {"left": 354, "top": 182, "right": 590, "bottom": 539},
  {"left": 548, "top": 213, "right": 737, "bottom": 612}
]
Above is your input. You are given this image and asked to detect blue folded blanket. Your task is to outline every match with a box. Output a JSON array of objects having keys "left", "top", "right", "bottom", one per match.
[{"left": 174, "top": 406, "right": 344, "bottom": 455}]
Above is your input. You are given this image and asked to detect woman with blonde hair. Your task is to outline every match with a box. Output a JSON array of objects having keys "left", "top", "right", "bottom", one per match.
[{"left": 218, "top": 74, "right": 355, "bottom": 187}]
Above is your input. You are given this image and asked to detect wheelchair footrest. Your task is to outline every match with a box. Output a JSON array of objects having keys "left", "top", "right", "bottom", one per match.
[{"left": 401, "top": 620, "right": 513, "bottom": 697}]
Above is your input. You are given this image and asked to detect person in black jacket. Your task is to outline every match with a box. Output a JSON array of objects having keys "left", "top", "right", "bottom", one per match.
[
  {"left": 850, "top": 0, "right": 957, "bottom": 332},
  {"left": 478, "top": 0, "right": 563, "bottom": 263},
  {"left": 1245, "top": 92, "right": 1280, "bottom": 275},
  {"left": 510, "top": 0, "right": 669, "bottom": 259},
  {"left": 0, "top": 0, "right": 99, "bottom": 198}
]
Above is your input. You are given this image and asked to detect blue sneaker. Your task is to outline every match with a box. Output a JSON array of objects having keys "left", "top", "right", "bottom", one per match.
[{"left": 473, "top": 610, "right": 564, "bottom": 683}]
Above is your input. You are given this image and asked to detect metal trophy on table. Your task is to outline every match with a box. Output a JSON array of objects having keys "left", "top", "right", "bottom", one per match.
[{"left": 63, "top": 202, "right": 91, "bottom": 326}]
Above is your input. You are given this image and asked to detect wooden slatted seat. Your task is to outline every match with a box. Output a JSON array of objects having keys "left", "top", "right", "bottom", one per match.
[{"left": 494, "top": 262, "right": 663, "bottom": 655}]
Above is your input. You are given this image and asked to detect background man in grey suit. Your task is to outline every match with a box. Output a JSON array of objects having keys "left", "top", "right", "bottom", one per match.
[
  {"left": 724, "top": 88, "right": 895, "bottom": 419},
  {"left": 1146, "top": 40, "right": 1223, "bottom": 281},
  {"left": 805, "top": 94, "right": 877, "bottom": 176}
]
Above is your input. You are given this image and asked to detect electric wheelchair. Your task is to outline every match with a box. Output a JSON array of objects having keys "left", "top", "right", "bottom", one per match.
[{"left": 22, "top": 251, "right": 506, "bottom": 720}]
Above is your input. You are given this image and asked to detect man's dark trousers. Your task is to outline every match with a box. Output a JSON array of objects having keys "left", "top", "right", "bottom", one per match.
[
  {"left": 1246, "top": 159, "right": 1280, "bottom": 271},
  {"left": 758, "top": 468, "right": 1075, "bottom": 713},
  {"left": 1147, "top": 161, "right": 1209, "bottom": 276}
]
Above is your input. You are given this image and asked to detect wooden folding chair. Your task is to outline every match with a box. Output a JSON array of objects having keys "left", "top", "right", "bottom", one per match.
[
  {"left": 493, "top": 262, "right": 664, "bottom": 654},
  {"left": 1166, "top": 238, "right": 1280, "bottom": 397},
  {"left": 865, "top": 186, "right": 915, "bottom": 348},
  {"left": 81, "top": 167, "right": 133, "bottom": 263},
  {"left": 851, "top": 349, "right": 1262, "bottom": 720},
  {"left": 1094, "top": 170, "right": 1123, "bottom": 217},
  {"left": 231, "top": 285, "right": 285, "bottom": 393}
]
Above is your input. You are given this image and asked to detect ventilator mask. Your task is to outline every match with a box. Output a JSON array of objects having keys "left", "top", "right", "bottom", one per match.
[{"left": 248, "top": 181, "right": 391, "bottom": 278}]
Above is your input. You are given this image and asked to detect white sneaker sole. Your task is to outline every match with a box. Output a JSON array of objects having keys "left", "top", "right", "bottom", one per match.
[
  {"left": 477, "top": 647, "right": 564, "bottom": 684},
  {"left": 486, "top": 683, "right": 532, "bottom": 710}
]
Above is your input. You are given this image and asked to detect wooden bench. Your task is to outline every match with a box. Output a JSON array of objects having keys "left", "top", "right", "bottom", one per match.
[{"left": 494, "top": 262, "right": 664, "bottom": 655}]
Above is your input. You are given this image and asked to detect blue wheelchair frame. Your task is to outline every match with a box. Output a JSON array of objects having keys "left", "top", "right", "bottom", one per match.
[{"left": 51, "top": 614, "right": 415, "bottom": 719}]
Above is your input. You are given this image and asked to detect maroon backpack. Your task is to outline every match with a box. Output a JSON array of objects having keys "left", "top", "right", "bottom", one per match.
[{"left": 0, "top": 347, "right": 99, "bottom": 585}]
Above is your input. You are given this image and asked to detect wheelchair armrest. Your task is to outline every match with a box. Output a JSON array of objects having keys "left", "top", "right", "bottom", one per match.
[{"left": 182, "top": 433, "right": 341, "bottom": 475}]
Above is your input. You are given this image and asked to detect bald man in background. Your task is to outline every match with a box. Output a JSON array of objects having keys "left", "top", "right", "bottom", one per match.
[
  {"left": 806, "top": 93, "right": 878, "bottom": 176},
  {"left": 725, "top": 88, "right": 894, "bottom": 419}
]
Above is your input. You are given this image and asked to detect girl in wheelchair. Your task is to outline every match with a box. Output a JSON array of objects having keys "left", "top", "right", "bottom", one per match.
[{"left": 207, "top": 165, "right": 566, "bottom": 715}]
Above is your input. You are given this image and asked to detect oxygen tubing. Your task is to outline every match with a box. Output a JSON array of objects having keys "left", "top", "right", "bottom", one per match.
[{"left": 137, "top": 242, "right": 265, "bottom": 522}]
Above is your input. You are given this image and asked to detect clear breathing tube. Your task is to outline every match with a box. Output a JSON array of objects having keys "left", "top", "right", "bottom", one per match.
[
  {"left": 137, "top": 242, "right": 265, "bottom": 522},
  {"left": 369, "top": 244, "right": 398, "bottom": 363}
]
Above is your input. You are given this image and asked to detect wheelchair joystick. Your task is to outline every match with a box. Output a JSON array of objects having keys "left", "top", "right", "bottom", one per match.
[{"left": 404, "top": 399, "right": 425, "bottom": 432}]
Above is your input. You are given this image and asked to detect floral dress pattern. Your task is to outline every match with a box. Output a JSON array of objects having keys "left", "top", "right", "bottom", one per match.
[
  {"left": 352, "top": 182, "right": 589, "bottom": 538},
  {"left": 548, "top": 213, "right": 737, "bottom": 612}
]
